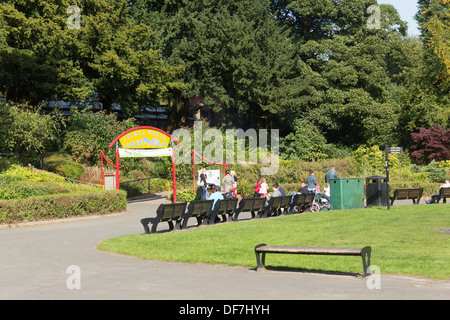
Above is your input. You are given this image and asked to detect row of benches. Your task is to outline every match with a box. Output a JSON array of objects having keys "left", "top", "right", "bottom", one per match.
[
  {"left": 140, "top": 193, "right": 315, "bottom": 234},
  {"left": 141, "top": 187, "right": 449, "bottom": 234}
]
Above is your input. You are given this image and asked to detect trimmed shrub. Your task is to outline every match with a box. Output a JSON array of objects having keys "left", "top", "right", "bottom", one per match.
[
  {"left": 43, "top": 154, "right": 85, "bottom": 180},
  {"left": 0, "top": 190, "right": 127, "bottom": 224}
]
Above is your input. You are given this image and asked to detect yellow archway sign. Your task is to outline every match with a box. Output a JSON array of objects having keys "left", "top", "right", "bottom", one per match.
[{"left": 119, "top": 128, "right": 171, "bottom": 149}]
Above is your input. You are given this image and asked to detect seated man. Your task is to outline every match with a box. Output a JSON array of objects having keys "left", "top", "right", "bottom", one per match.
[
  {"left": 428, "top": 179, "right": 450, "bottom": 204},
  {"left": 222, "top": 185, "right": 235, "bottom": 199}
]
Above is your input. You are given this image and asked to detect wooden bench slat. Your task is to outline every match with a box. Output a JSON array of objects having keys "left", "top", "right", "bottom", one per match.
[
  {"left": 255, "top": 244, "right": 371, "bottom": 277},
  {"left": 256, "top": 245, "right": 364, "bottom": 256}
]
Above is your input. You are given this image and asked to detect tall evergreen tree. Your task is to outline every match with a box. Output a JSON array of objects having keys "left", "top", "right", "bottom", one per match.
[
  {"left": 0, "top": 0, "right": 185, "bottom": 115},
  {"left": 131, "top": 0, "right": 313, "bottom": 132}
]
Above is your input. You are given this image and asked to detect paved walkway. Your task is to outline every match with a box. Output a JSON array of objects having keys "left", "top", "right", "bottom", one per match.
[{"left": 0, "top": 196, "right": 449, "bottom": 300}]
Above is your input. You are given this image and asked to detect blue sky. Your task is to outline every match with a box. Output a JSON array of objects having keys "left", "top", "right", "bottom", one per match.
[{"left": 378, "top": 0, "right": 421, "bottom": 36}]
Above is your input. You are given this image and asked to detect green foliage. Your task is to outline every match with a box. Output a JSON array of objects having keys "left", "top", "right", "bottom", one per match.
[
  {"left": 0, "top": 103, "right": 63, "bottom": 155},
  {"left": 43, "top": 154, "right": 85, "bottom": 180},
  {"left": 0, "top": 0, "right": 186, "bottom": 113},
  {"left": 174, "top": 189, "right": 197, "bottom": 202},
  {"left": 280, "top": 119, "right": 328, "bottom": 161},
  {"left": 0, "top": 164, "right": 66, "bottom": 183},
  {"left": 411, "top": 160, "right": 449, "bottom": 183},
  {"left": 0, "top": 190, "right": 127, "bottom": 224},
  {"left": 62, "top": 110, "right": 135, "bottom": 165}
]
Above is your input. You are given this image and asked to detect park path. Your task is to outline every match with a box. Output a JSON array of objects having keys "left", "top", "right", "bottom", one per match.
[{"left": 0, "top": 196, "right": 449, "bottom": 300}]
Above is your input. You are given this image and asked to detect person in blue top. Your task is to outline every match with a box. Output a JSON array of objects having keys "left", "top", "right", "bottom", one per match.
[
  {"left": 306, "top": 170, "right": 317, "bottom": 193},
  {"left": 208, "top": 185, "right": 224, "bottom": 210},
  {"left": 324, "top": 165, "right": 339, "bottom": 196}
]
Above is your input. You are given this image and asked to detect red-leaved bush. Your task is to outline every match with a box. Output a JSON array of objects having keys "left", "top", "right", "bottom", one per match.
[{"left": 410, "top": 124, "right": 450, "bottom": 165}]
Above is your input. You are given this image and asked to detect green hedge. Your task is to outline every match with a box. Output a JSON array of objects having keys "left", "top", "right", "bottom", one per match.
[{"left": 0, "top": 190, "right": 127, "bottom": 224}]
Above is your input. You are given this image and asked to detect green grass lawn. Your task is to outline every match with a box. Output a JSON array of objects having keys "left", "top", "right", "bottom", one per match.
[{"left": 98, "top": 204, "right": 450, "bottom": 280}]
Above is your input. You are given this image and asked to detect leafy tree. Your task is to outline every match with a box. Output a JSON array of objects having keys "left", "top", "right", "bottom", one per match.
[
  {"left": 0, "top": 0, "right": 186, "bottom": 114},
  {"left": 417, "top": 0, "right": 449, "bottom": 91},
  {"left": 272, "top": 0, "right": 410, "bottom": 146},
  {"left": 131, "top": 0, "right": 313, "bottom": 132},
  {"left": 0, "top": 0, "right": 84, "bottom": 104},
  {"left": 410, "top": 124, "right": 450, "bottom": 165},
  {"left": 63, "top": 110, "right": 135, "bottom": 165},
  {"left": 0, "top": 102, "right": 63, "bottom": 155},
  {"left": 280, "top": 119, "right": 328, "bottom": 161},
  {"left": 398, "top": 0, "right": 449, "bottom": 145}
]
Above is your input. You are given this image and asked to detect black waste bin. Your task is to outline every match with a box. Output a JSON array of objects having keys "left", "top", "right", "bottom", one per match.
[{"left": 366, "top": 176, "right": 388, "bottom": 207}]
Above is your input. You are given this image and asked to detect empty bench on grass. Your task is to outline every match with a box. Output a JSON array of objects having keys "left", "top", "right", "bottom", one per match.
[
  {"left": 262, "top": 196, "right": 293, "bottom": 218},
  {"left": 233, "top": 197, "right": 267, "bottom": 221},
  {"left": 182, "top": 200, "right": 214, "bottom": 229},
  {"left": 209, "top": 198, "right": 238, "bottom": 224},
  {"left": 431, "top": 187, "right": 450, "bottom": 204},
  {"left": 140, "top": 202, "right": 188, "bottom": 234},
  {"left": 390, "top": 188, "right": 423, "bottom": 205},
  {"left": 287, "top": 193, "right": 315, "bottom": 214},
  {"left": 254, "top": 244, "right": 372, "bottom": 277}
]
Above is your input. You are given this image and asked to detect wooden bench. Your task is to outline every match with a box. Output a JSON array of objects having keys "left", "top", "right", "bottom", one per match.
[
  {"left": 233, "top": 198, "right": 266, "bottom": 221},
  {"left": 254, "top": 244, "right": 372, "bottom": 277},
  {"left": 182, "top": 200, "right": 214, "bottom": 229},
  {"left": 262, "top": 196, "right": 293, "bottom": 218},
  {"left": 287, "top": 193, "right": 315, "bottom": 213},
  {"left": 140, "top": 202, "right": 188, "bottom": 234},
  {"left": 390, "top": 188, "right": 423, "bottom": 205},
  {"left": 431, "top": 187, "right": 450, "bottom": 204},
  {"left": 209, "top": 198, "right": 238, "bottom": 224}
]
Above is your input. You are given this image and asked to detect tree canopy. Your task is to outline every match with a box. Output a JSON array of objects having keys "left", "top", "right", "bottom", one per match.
[{"left": 0, "top": 0, "right": 448, "bottom": 157}]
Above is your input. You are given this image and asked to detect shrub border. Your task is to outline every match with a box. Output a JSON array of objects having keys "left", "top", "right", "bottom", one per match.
[{"left": 0, "top": 190, "right": 127, "bottom": 225}]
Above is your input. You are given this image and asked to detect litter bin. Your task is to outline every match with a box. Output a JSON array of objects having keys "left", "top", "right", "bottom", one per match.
[
  {"left": 366, "top": 176, "right": 388, "bottom": 207},
  {"left": 330, "top": 178, "right": 365, "bottom": 210}
]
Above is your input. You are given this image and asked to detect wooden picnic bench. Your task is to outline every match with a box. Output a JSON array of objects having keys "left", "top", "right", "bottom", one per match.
[
  {"left": 182, "top": 200, "right": 214, "bottom": 229},
  {"left": 254, "top": 244, "right": 372, "bottom": 277},
  {"left": 140, "top": 202, "right": 188, "bottom": 234},
  {"left": 431, "top": 187, "right": 450, "bottom": 204},
  {"left": 287, "top": 193, "right": 315, "bottom": 213},
  {"left": 390, "top": 188, "right": 423, "bottom": 205},
  {"left": 233, "top": 198, "right": 266, "bottom": 221},
  {"left": 209, "top": 198, "right": 238, "bottom": 224},
  {"left": 262, "top": 196, "right": 292, "bottom": 218}
]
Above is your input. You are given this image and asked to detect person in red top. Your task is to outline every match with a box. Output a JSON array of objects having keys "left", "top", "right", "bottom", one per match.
[{"left": 254, "top": 178, "right": 262, "bottom": 198}]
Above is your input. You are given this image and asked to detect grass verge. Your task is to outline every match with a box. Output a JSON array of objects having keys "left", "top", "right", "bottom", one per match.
[{"left": 98, "top": 204, "right": 450, "bottom": 280}]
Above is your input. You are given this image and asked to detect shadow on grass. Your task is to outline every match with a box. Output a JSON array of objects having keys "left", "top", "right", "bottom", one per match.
[{"left": 251, "top": 265, "right": 362, "bottom": 278}]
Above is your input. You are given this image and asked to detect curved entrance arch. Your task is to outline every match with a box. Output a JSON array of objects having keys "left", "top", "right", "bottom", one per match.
[{"left": 100, "top": 126, "right": 230, "bottom": 203}]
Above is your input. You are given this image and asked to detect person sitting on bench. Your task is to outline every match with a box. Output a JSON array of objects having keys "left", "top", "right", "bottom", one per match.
[
  {"left": 208, "top": 185, "right": 224, "bottom": 210},
  {"left": 427, "top": 179, "right": 450, "bottom": 204}
]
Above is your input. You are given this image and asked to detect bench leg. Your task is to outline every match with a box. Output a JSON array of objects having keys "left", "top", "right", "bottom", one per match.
[
  {"left": 175, "top": 220, "right": 182, "bottom": 230},
  {"left": 140, "top": 218, "right": 153, "bottom": 234},
  {"left": 167, "top": 221, "right": 174, "bottom": 231},
  {"left": 255, "top": 252, "right": 266, "bottom": 271},
  {"left": 361, "top": 247, "right": 372, "bottom": 277},
  {"left": 255, "top": 244, "right": 267, "bottom": 271}
]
